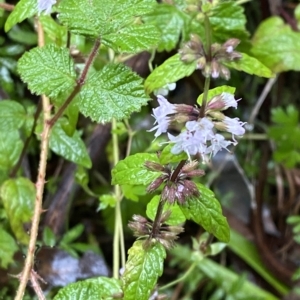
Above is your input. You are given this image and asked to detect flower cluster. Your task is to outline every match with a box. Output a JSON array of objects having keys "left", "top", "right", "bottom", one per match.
[
  {"left": 149, "top": 94, "right": 245, "bottom": 160},
  {"left": 179, "top": 34, "right": 242, "bottom": 80},
  {"left": 128, "top": 213, "right": 184, "bottom": 249},
  {"left": 37, "top": 0, "right": 56, "bottom": 15}
]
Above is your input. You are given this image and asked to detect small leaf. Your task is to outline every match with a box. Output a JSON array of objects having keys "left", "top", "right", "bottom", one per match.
[
  {"left": 0, "top": 130, "right": 23, "bottom": 171},
  {"left": 0, "top": 100, "right": 26, "bottom": 131},
  {"left": 50, "top": 120, "right": 92, "bottom": 168},
  {"left": 0, "top": 177, "right": 35, "bottom": 244},
  {"left": 111, "top": 153, "right": 160, "bottom": 186},
  {"left": 98, "top": 194, "right": 117, "bottom": 210},
  {"left": 180, "top": 183, "right": 230, "bottom": 242},
  {"left": 251, "top": 16, "right": 300, "bottom": 72},
  {"left": 61, "top": 224, "right": 84, "bottom": 245},
  {"left": 42, "top": 226, "right": 56, "bottom": 248},
  {"left": 0, "top": 227, "right": 19, "bottom": 268},
  {"left": 224, "top": 52, "right": 273, "bottom": 78},
  {"left": 5, "top": 0, "right": 37, "bottom": 32},
  {"left": 122, "top": 240, "right": 166, "bottom": 300},
  {"left": 159, "top": 144, "right": 188, "bottom": 165},
  {"left": 102, "top": 24, "right": 160, "bottom": 53},
  {"left": 79, "top": 63, "right": 149, "bottom": 123},
  {"left": 144, "top": 53, "right": 197, "bottom": 93},
  {"left": 144, "top": 3, "right": 189, "bottom": 52},
  {"left": 18, "top": 44, "right": 77, "bottom": 99},
  {"left": 147, "top": 195, "right": 186, "bottom": 225},
  {"left": 54, "top": 277, "right": 122, "bottom": 300},
  {"left": 209, "top": 0, "right": 249, "bottom": 41},
  {"left": 197, "top": 85, "right": 236, "bottom": 106}
]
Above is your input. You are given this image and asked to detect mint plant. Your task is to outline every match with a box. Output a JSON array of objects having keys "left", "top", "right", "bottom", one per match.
[{"left": 2, "top": 0, "right": 299, "bottom": 299}]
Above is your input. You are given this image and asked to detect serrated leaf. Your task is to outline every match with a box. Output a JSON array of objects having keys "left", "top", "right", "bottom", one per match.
[
  {"left": 197, "top": 85, "right": 236, "bottom": 106},
  {"left": 0, "top": 227, "right": 19, "bottom": 268},
  {"left": 271, "top": 105, "right": 298, "bottom": 126},
  {"left": 145, "top": 53, "right": 197, "bottom": 93},
  {"left": 0, "top": 100, "right": 26, "bottom": 131},
  {"left": 147, "top": 195, "right": 186, "bottom": 225},
  {"left": 0, "top": 177, "right": 35, "bottom": 244},
  {"left": 5, "top": 0, "right": 37, "bottom": 32},
  {"left": 180, "top": 183, "right": 230, "bottom": 242},
  {"left": 159, "top": 144, "right": 188, "bottom": 165},
  {"left": 144, "top": 3, "right": 189, "bottom": 52},
  {"left": 209, "top": 1, "right": 249, "bottom": 41},
  {"left": 102, "top": 24, "right": 160, "bottom": 53},
  {"left": 122, "top": 240, "right": 166, "bottom": 300},
  {"left": 224, "top": 52, "right": 273, "bottom": 78},
  {"left": 54, "top": 277, "right": 122, "bottom": 300},
  {"left": 18, "top": 44, "right": 77, "bottom": 99},
  {"left": 251, "top": 16, "right": 300, "bottom": 73},
  {"left": 0, "top": 130, "right": 23, "bottom": 171},
  {"left": 78, "top": 63, "right": 149, "bottom": 123},
  {"left": 58, "top": 0, "right": 157, "bottom": 53},
  {"left": 111, "top": 153, "right": 160, "bottom": 186},
  {"left": 50, "top": 120, "right": 92, "bottom": 168},
  {"left": 122, "top": 185, "right": 146, "bottom": 202}
]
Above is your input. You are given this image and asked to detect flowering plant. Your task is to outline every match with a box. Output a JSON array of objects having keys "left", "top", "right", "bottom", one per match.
[{"left": 2, "top": 0, "right": 298, "bottom": 299}]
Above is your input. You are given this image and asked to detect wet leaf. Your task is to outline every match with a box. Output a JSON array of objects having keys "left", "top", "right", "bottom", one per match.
[{"left": 122, "top": 240, "right": 166, "bottom": 300}]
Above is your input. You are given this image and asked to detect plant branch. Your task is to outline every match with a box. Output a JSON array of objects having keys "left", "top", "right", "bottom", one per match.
[
  {"left": 199, "top": 68, "right": 211, "bottom": 118},
  {"left": 14, "top": 20, "right": 50, "bottom": 300},
  {"left": 48, "top": 38, "right": 101, "bottom": 128},
  {"left": 150, "top": 198, "right": 165, "bottom": 237},
  {"left": 0, "top": 2, "right": 14, "bottom": 11}
]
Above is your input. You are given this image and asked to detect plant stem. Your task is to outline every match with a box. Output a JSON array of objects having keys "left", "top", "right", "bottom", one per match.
[
  {"left": 14, "top": 20, "right": 50, "bottom": 300},
  {"left": 159, "top": 262, "right": 197, "bottom": 291},
  {"left": 48, "top": 38, "right": 101, "bottom": 128},
  {"left": 112, "top": 118, "right": 125, "bottom": 278},
  {"left": 150, "top": 198, "right": 165, "bottom": 237},
  {"left": 199, "top": 76, "right": 211, "bottom": 118}
]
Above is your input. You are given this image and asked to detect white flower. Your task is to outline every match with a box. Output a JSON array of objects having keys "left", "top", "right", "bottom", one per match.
[
  {"left": 37, "top": 0, "right": 56, "bottom": 14},
  {"left": 153, "top": 83, "right": 176, "bottom": 96},
  {"left": 223, "top": 117, "right": 246, "bottom": 143},
  {"left": 221, "top": 92, "right": 239, "bottom": 109},
  {"left": 206, "top": 134, "right": 232, "bottom": 156},
  {"left": 148, "top": 95, "right": 176, "bottom": 138},
  {"left": 187, "top": 118, "right": 215, "bottom": 142}
]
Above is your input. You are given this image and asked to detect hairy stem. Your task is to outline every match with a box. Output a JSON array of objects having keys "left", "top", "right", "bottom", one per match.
[
  {"left": 150, "top": 198, "right": 165, "bottom": 237},
  {"left": 199, "top": 76, "right": 211, "bottom": 118},
  {"left": 14, "top": 20, "right": 50, "bottom": 300},
  {"left": 48, "top": 38, "right": 101, "bottom": 127}
]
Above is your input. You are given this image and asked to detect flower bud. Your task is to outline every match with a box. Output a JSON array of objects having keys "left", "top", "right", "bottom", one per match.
[{"left": 146, "top": 176, "right": 165, "bottom": 193}]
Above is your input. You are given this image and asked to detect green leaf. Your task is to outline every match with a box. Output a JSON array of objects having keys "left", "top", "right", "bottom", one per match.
[
  {"left": 18, "top": 44, "right": 77, "bottom": 99},
  {"left": 147, "top": 195, "right": 186, "bottom": 225},
  {"left": 0, "top": 130, "right": 23, "bottom": 171},
  {"left": 197, "top": 85, "right": 236, "bottom": 106},
  {"left": 251, "top": 16, "right": 300, "bottom": 73},
  {"left": 102, "top": 24, "right": 160, "bottom": 54},
  {"left": 58, "top": 0, "right": 158, "bottom": 53},
  {"left": 144, "top": 3, "right": 189, "bottom": 52},
  {"left": 79, "top": 63, "right": 149, "bottom": 123},
  {"left": 61, "top": 224, "right": 84, "bottom": 245},
  {"left": 224, "top": 52, "right": 274, "bottom": 78},
  {"left": 122, "top": 185, "right": 146, "bottom": 202},
  {"left": 0, "top": 227, "right": 18, "bottom": 268},
  {"left": 0, "top": 177, "right": 35, "bottom": 244},
  {"left": 111, "top": 153, "right": 160, "bottom": 186},
  {"left": 0, "top": 100, "right": 26, "bottom": 131},
  {"left": 180, "top": 183, "right": 230, "bottom": 242},
  {"left": 5, "top": 0, "right": 37, "bottom": 32},
  {"left": 122, "top": 240, "right": 166, "bottom": 300},
  {"left": 209, "top": 0, "right": 249, "bottom": 41},
  {"left": 54, "top": 277, "right": 122, "bottom": 300},
  {"left": 145, "top": 53, "right": 197, "bottom": 93},
  {"left": 98, "top": 194, "right": 117, "bottom": 210},
  {"left": 42, "top": 226, "right": 56, "bottom": 248},
  {"left": 50, "top": 120, "right": 92, "bottom": 168},
  {"left": 159, "top": 144, "right": 188, "bottom": 165}
]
